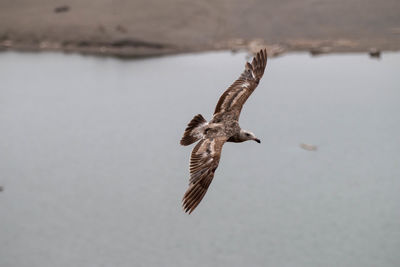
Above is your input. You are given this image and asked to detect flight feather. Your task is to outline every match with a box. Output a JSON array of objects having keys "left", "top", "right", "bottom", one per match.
[
  {"left": 182, "top": 136, "right": 227, "bottom": 214},
  {"left": 214, "top": 49, "right": 267, "bottom": 118}
]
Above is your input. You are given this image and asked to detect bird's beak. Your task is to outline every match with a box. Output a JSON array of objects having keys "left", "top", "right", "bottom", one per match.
[{"left": 254, "top": 138, "right": 261, "bottom": 143}]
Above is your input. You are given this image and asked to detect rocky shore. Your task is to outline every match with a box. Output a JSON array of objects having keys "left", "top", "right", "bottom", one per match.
[{"left": 1, "top": 0, "right": 400, "bottom": 58}]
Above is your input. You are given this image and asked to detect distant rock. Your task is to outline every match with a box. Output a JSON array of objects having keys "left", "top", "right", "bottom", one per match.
[
  {"left": 300, "top": 143, "right": 318, "bottom": 151},
  {"left": 310, "top": 46, "right": 332, "bottom": 56},
  {"left": 54, "top": 5, "right": 70, "bottom": 13},
  {"left": 98, "top": 25, "right": 106, "bottom": 34},
  {"left": 116, "top": 25, "right": 128, "bottom": 33},
  {"left": 369, "top": 48, "right": 381, "bottom": 59}
]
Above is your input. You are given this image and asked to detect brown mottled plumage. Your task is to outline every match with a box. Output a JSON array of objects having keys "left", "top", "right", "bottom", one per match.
[{"left": 180, "top": 49, "right": 268, "bottom": 214}]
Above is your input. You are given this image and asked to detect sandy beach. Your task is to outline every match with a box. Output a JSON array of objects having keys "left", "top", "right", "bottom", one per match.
[{"left": 1, "top": 0, "right": 400, "bottom": 57}]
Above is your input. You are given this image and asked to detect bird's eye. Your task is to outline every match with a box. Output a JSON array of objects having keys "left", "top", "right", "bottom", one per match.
[{"left": 245, "top": 133, "right": 250, "bottom": 136}]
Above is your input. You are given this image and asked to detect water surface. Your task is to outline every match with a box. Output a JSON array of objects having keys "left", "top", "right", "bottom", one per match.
[{"left": 1, "top": 51, "right": 399, "bottom": 267}]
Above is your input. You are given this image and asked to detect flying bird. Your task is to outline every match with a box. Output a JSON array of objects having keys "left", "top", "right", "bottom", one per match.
[{"left": 180, "top": 49, "right": 268, "bottom": 214}]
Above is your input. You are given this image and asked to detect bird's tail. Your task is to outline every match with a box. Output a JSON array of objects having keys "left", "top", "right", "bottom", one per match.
[{"left": 180, "top": 114, "right": 207, "bottom": 146}]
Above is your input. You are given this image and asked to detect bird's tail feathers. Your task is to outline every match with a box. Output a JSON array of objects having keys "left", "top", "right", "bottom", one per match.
[{"left": 180, "top": 114, "right": 207, "bottom": 146}]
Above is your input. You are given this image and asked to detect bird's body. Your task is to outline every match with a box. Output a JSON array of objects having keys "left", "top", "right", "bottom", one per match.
[{"left": 180, "top": 49, "right": 268, "bottom": 214}]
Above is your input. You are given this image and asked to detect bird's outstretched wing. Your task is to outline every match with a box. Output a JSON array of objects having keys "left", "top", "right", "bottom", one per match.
[
  {"left": 214, "top": 49, "right": 267, "bottom": 119},
  {"left": 182, "top": 136, "right": 227, "bottom": 214}
]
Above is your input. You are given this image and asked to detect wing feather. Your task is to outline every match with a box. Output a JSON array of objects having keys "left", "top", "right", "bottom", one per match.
[
  {"left": 182, "top": 136, "right": 227, "bottom": 214},
  {"left": 214, "top": 49, "right": 267, "bottom": 119}
]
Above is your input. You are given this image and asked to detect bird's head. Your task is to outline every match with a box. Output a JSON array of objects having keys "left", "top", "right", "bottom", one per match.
[{"left": 240, "top": 130, "right": 261, "bottom": 143}]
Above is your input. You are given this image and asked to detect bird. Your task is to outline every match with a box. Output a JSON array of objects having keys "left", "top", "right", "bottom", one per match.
[{"left": 180, "top": 49, "right": 268, "bottom": 214}]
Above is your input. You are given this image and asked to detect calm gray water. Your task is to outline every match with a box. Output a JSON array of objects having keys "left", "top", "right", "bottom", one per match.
[{"left": 0, "top": 51, "right": 399, "bottom": 267}]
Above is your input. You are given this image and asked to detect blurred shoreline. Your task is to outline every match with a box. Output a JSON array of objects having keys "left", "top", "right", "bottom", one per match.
[
  {"left": 1, "top": 0, "right": 400, "bottom": 58},
  {"left": 1, "top": 37, "right": 398, "bottom": 59}
]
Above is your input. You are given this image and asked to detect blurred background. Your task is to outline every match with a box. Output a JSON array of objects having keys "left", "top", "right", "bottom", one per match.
[
  {"left": 1, "top": 1, "right": 400, "bottom": 267},
  {"left": 1, "top": 0, "right": 400, "bottom": 56}
]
